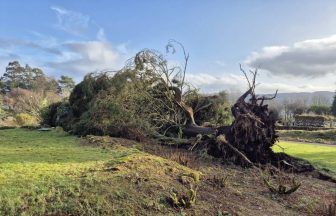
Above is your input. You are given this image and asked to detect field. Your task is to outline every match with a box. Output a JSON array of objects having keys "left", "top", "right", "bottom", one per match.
[
  {"left": 0, "top": 128, "right": 207, "bottom": 215},
  {"left": 0, "top": 128, "right": 142, "bottom": 215},
  {"left": 0, "top": 128, "right": 335, "bottom": 215},
  {"left": 274, "top": 141, "right": 336, "bottom": 174}
]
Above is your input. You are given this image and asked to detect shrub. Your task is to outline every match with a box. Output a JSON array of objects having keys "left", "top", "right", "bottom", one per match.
[
  {"left": 41, "top": 101, "right": 62, "bottom": 126},
  {"left": 309, "top": 105, "right": 331, "bottom": 115},
  {"left": 4, "top": 88, "right": 61, "bottom": 121},
  {"left": 15, "top": 113, "right": 37, "bottom": 126},
  {"left": 69, "top": 74, "right": 112, "bottom": 118},
  {"left": 72, "top": 89, "right": 151, "bottom": 140},
  {"left": 186, "top": 91, "right": 232, "bottom": 126},
  {"left": 0, "top": 97, "right": 5, "bottom": 118},
  {"left": 48, "top": 49, "right": 232, "bottom": 140},
  {"left": 41, "top": 101, "right": 73, "bottom": 130}
]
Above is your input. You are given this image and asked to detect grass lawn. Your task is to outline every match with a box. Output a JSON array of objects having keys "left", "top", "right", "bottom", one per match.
[
  {"left": 0, "top": 128, "right": 334, "bottom": 215},
  {"left": 274, "top": 141, "right": 336, "bottom": 174},
  {"left": 0, "top": 128, "right": 199, "bottom": 215},
  {"left": 0, "top": 128, "right": 137, "bottom": 215},
  {"left": 278, "top": 129, "right": 336, "bottom": 144}
]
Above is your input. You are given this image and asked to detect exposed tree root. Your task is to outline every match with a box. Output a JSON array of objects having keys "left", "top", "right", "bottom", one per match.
[{"left": 158, "top": 65, "right": 336, "bottom": 183}]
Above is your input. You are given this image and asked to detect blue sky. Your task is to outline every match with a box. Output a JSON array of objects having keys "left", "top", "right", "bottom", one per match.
[{"left": 1, "top": 0, "right": 336, "bottom": 93}]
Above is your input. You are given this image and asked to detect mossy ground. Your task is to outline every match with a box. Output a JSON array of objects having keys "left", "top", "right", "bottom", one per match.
[{"left": 0, "top": 128, "right": 334, "bottom": 215}]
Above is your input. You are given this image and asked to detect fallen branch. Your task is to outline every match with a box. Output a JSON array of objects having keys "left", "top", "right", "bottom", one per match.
[{"left": 216, "top": 135, "right": 254, "bottom": 167}]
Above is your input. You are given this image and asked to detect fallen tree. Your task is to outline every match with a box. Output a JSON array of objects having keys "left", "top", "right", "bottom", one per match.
[{"left": 43, "top": 41, "right": 335, "bottom": 181}]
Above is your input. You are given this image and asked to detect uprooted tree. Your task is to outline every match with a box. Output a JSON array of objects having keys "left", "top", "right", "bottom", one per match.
[{"left": 43, "top": 41, "right": 334, "bottom": 179}]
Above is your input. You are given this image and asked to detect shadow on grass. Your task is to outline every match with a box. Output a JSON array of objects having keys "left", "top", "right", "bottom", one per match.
[{"left": 292, "top": 152, "right": 336, "bottom": 173}]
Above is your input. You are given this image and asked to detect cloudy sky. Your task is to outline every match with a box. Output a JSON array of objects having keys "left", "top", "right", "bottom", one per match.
[{"left": 1, "top": 0, "right": 336, "bottom": 94}]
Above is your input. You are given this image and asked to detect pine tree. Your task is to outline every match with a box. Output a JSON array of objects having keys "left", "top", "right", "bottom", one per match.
[
  {"left": 2, "top": 61, "right": 25, "bottom": 90},
  {"left": 58, "top": 75, "right": 75, "bottom": 96},
  {"left": 1, "top": 61, "right": 48, "bottom": 91},
  {"left": 23, "top": 64, "right": 33, "bottom": 89}
]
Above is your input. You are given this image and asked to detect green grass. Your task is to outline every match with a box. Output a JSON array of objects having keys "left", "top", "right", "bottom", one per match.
[
  {"left": 278, "top": 129, "right": 336, "bottom": 144},
  {"left": 0, "top": 128, "right": 141, "bottom": 215},
  {"left": 0, "top": 128, "right": 198, "bottom": 215},
  {"left": 274, "top": 141, "right": 336, "bottom": 173},
  {"left": 0, "top": 128, "right": 116, "bottom": 163},
  {"left": 1, "top": 128, "right": 334, "bottom": 215}
]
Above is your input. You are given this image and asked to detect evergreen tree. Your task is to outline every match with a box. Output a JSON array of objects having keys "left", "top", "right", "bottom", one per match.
[
  {"left": 23, "top": 64, "right": 33, "bottom": 89},
  {"left": 2, "top": 61, "right": 25, "bottom": 90},
  {"left": 1, "top": 61, "right": 48, "bottom": 91},
  {"left": 331, "top": 92, "right": 336, "bottom": 116},
  {"left": 58, "top": 75, "right": 75, "bottom": 96}
]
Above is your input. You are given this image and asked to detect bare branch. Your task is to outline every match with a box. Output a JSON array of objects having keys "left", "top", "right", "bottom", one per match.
[{"left": 239, "top": 64, "right": 252, "bottom": 89}]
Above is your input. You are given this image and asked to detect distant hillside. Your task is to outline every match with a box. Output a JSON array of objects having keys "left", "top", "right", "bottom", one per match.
[
  {"left": 226, "top": 91, "right": 335, "bottom": 105},
  {"left": 272, "top": 91, "right": 335, "bottom": 105}
]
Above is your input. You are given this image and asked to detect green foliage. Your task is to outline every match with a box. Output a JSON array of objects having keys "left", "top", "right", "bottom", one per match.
[
  {"left": 41, "top": 101, "right": 73, "bottom": 130},
  {"left": 64, "top": 63, "right": 179, "bottom": 138},
  {"left": 309, "top": 105, "right": 331, "bottom": 115},
  {"left": 69, "top": 74, "right": 112, "bottom": 118},
  {"left": 58, "top": 75, "right": 75, "bottom": 96},
  {"left": 0, "top": 61, "right": 50, "bottom": 91},
  {"left": 6, "top": 88, "right": 61, "bottom": 122},
  {"left": 58, "top": 75, "right": 75, "bottom": 89},
  {"left": 15, "top": 113, "right": 37, "bottom": 126},
  {"left": 273, "top": 141, "right": 336, "bottom": 173},
  {"left": 187, "top": 91, "right": 232, "bottom": 126},
  {"left": 0, "top": 96, "right": 5, "bottom": 118},
  {"left": 47, "top": 49, "right": 232, "bottom": 140},
  {"left": 41, "top": 101, "right": 62, "bottom": 126},
  {"left": 0, "top": 61, "right": 73, "bottom": 126},
  {"left": 1, "top": 61, "right": 25, "bottom": 90},
  {"left": 71, "top": 78, "right": 154, "bottom": 140},
  {"left": 332, "top": 93, "right": 336, "bottom": 117}
]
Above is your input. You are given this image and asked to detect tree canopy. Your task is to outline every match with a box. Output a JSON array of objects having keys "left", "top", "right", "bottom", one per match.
[
  {"left": 58, "top": 75, "right": 75, "bottom": 96},
  {"left": 0, "top": 60, "right": 75, "bottom": 125},
  {"left": 0, "top": 61, "right": 45, "bottom": 91},
  {"left": 331, "top": 92, "right": 336, "bottom": 116}
]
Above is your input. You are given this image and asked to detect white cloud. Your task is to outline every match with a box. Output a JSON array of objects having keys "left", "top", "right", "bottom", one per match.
[
  {"left": 246, "top": 34, "right": 336, "bottom": 77},
  {"left": 185, "top": 72, "right": 335, "bottom": 94},
  {"left": 96, "top": 28, "right": 106, "bottom": 41},
  {"left": 47, "top": 40, "right": 125, "bottom": 78},
  {"left": 51, "top": 6, "right": 90, "bottom": 36},
  {"left": 186, "top": 73, "right": 245, "bottom": 93}
]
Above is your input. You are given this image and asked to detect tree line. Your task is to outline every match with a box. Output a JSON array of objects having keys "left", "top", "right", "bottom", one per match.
[
  {"left": 0, "top": 61, "right": 75, "bottom": 126},
  {"left": 268, "top": 94, "right": 336, "bottom": 125},
  {"left": 0, "top": 61, "right": 75, "bottom": 94},
  {"left": 1, "top": 59, "right": 336, "bottom": 127}
]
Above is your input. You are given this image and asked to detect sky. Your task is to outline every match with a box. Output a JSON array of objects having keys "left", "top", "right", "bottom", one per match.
[{"left": 1, "top": 0, "right": 336, "bottom": 94}]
